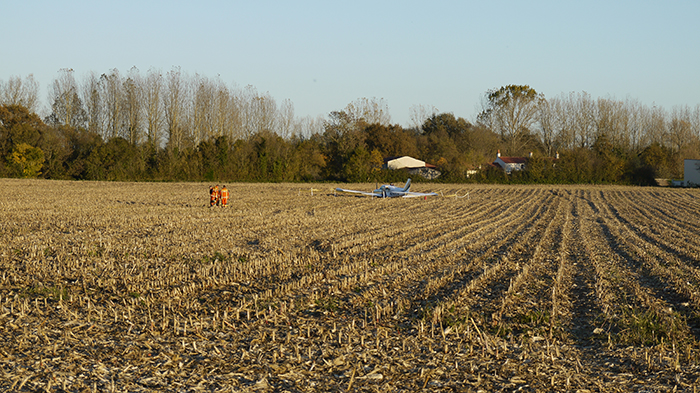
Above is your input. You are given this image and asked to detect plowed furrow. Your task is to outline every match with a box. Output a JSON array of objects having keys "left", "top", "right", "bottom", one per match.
[
  {"left": 581, "top": 191, "right": 696, "bottom": 344},
  {"left": 605, "top": 190, "right": 700, "bottom": 260},
  {"left": 555, "top": 197, "right": 603, "bottom": 344},
  {"left": 576, "top": 191, "right": 643, "bottom": 323},
  {"left": 388, "top": 192, "right": 555, "bottom": 306},
  {"left": 290, "top": 190, "right": 549, "bottom": 306},
  {"left": 428, "top": 195, "right": 559, "bottom": 327},
  {"left": 596, "top": 192, "right": 700, "bottom": 304},
  {"left": 497, "top": 194, "right": 567, "bottom": 334},
  {"left": 255, "top": 194, "right": 520, "bottom": 304},
  {"left": 627, "top": 191, "right": 700, "bottom": 234}
]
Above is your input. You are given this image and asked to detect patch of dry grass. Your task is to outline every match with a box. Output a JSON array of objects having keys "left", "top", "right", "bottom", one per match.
[{"left": 1, "top": 179, "right": 700, "bottom": 391}]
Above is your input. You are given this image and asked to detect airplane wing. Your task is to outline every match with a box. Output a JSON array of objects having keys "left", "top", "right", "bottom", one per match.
[
  {"left": 398, "top": 191, "right": 439, "bottom": 198},
  {"left": 335, "top": 188, "right": 379, "bottom": 197}
]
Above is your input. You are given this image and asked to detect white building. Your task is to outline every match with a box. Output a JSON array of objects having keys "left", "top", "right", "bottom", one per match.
[
  {"left": 493, "top": 151, "right": 527, "bottom": 174},
  {"left": 384, "top": 156, "right": 440, "bottom": 179},
  {"left": 385, "top": 156, "right": 427, "bottom": 170},
  {"left": 684, "top": 159, "right": 700, "bottom": 187}
]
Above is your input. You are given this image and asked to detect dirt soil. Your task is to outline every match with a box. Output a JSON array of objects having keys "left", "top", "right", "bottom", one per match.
[{"left": 1, "top": 180, "right": 699, "bottom": 392}]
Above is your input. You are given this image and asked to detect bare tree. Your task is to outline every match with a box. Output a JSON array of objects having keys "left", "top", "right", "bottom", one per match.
[
  {"left": 537, "top": 98, "right": 559, "bottom": 156},
  {"left": 691, "top": 104, "right": 700, "bottom": 140},
  {"left": 596, "top": 98, "right": 631, "bottom": 150},
  {"left": 213, "top": 78, "right": 232, "bottom": 141},
  {"left": 568, "top": 91, "right": 596, "bottom": 149},
  {"left": 82, "top": 71, "right": 104, "bottom": 137},
  {"left": 192, "top": 74, "right": 215, "bottom": 144},
  {"left": 409, "top": 104, "right": 438, "bottom": 130},
  {"left": 549, "top": 93, "right": 576, "bottom": 150},
  {"left": 297, "top": 115, "right": 324, "bottom": 139},
  {"left": 1, "top": 75, "right": 39, "bottom": 112},
  {"left": 241, "top": 85, "right": 277, "bottom": 137},
  {"left": 123, "top": 67, "right": 144, "bottom": 145},
  {"left": 228, "top": 87, "right": 245, "bottom": 141},
  {"left": 345, "top": 97, "right": 391, "bottom": 126},
  {"left": 144, "top": 69, "right": 164, "bottom": 149},
  {"left": 255, "top": 92, "right": 277, "bottom": 134},
  {"left": 639, "top": 104, "right": 667, "bottom": 147},
  {"left": 667, "top": 105, "right": 693, "bottom": 153},
  {"left": 164, "top": 67, "right": 187, "bottom": 151},
  {"left": 49, "top": 68, "right": 85, "bottom": 128},
  {"left": 239, "top": 85, "right": 255, "bottom": 139},
  {"left": 101, "top": 69, "right": 124, "bottom": 139},
  {"left": 278, "top": 99, "right": 296, "bottom": 139},
  {"left": 623, "top": 99, "right": 646, "bottom": 154}
]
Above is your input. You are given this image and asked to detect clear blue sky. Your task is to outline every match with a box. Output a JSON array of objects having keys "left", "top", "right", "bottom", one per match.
[{"left": 2, "top": 0, "right": 698, "bottom": 126}]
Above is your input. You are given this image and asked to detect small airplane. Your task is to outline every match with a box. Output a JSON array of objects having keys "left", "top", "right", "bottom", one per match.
[{"left": 335, "top": 179, "right": 438, "bottom": 198}]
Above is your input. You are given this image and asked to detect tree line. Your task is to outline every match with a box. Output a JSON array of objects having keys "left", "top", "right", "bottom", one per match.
[{"left": 1, "top": 70, "right": 699, "bottom": 184}]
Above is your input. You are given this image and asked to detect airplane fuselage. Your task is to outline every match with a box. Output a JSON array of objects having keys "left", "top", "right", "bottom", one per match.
[
  {"left": 373, "top": 184, "right": 409, "bottom": 197},
  {"left": 335, "top": 178, "right": 435, "bottom": 198}
]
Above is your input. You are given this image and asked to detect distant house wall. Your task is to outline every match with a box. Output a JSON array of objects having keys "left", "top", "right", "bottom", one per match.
[
  {"left": 685, "top": 159, "right": 700, "bottom": 186},
  {"left": 494, "top": 157, "right": 526, "bottom": 174}
]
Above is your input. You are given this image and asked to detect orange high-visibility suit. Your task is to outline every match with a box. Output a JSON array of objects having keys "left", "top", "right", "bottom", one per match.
[
  {"left": 210, "top": 186, "right": 219, "bottom": 207},
  {"left": 220, "top": 187, "right": 229, "bottom": 207}
]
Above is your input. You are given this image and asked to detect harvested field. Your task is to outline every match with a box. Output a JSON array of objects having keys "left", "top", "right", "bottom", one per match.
[{"left": 1, "top": 179, "right": 700, "bottom": 392}]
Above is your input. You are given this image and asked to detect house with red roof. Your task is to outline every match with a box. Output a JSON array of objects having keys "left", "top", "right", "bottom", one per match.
[{"left": 493, "top": 151, "right": 527, "bottom": 174}]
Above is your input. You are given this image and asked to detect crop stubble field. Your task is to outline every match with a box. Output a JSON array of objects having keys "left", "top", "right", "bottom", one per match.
[{"left": 1, "top": 179, "right": 700, "bottom": 392}]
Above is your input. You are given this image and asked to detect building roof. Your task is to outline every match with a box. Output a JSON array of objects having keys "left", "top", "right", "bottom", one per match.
[
  {"left": 493, "top": 155, "right": 527, "bottom": 173},
  {"left": 385, "top": 156, "right": 427, "bottom": 170},
  {"left": 498, "top": 156, "right": 527, "bottom": 164}
]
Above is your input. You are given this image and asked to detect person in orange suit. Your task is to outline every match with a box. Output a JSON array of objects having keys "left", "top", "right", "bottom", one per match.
[
  {"left": 210, "top": 185, "right": 219, "bottom": 207},
  {"left": 220, "top": 185, "right": 229, "bottom": 207}
]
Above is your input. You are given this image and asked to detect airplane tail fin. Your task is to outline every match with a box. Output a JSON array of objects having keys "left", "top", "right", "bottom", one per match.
[{"left": 403, "top": 178, "right": 411, "bottom": 192}]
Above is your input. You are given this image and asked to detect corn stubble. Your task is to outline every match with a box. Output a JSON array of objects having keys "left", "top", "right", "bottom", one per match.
[{"left": 1, "top": 179, "right": 700, "bottom": 391}]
